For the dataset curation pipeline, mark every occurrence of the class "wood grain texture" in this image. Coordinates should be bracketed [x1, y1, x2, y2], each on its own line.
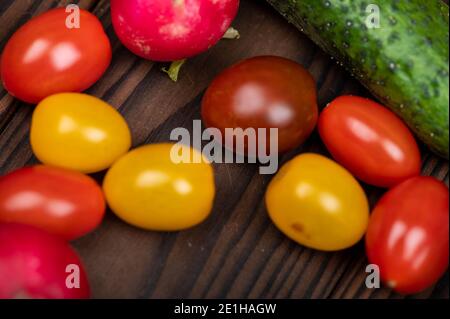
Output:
[0, 0, 448, 299]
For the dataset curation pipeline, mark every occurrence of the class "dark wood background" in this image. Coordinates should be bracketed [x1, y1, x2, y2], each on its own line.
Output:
[0, 0, 448, 299]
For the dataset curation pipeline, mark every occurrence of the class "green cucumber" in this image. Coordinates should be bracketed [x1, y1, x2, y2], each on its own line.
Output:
[267, 0, 449, 158]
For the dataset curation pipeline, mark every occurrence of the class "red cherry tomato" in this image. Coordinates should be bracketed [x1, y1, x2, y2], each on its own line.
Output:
[0, 223, 90, 299]
[201, 56, 318, 153]
[366, 176, 449, 294]
[0, 165, 105, 240]
[1, 8, 111, 104]
[318, 96, 421, 188]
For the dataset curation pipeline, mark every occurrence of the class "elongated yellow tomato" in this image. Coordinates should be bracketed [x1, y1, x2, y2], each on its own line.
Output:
[103, 143, 215, 231]
[265, 153, 369, 251]
[30, 93, 131, 173]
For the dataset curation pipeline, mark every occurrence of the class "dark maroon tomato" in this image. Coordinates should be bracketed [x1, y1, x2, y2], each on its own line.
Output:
[201, 56, 318, 154]
[0, 165, 105, 240]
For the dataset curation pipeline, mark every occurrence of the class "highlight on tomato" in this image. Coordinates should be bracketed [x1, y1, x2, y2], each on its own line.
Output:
[366, 176, 449, 294]
[1, 8, 111, 104]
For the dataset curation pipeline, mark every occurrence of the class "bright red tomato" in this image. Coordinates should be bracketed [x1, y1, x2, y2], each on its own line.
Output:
[366, 176, 449, 294]
[0, 223, 90, 299]
[1, 8, 111, 104]
[0, 165, 105, 240]
[201, 56, 318, 154]
[318, 96, 421, 188]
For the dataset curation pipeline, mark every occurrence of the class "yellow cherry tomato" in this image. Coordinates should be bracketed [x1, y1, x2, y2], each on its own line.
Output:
[30, 93, 131, 173]
[265, 153, 369, 251]
[103, 143, 215, 231]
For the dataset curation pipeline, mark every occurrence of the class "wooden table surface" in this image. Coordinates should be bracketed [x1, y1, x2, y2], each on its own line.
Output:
[0, 0, 448, 299]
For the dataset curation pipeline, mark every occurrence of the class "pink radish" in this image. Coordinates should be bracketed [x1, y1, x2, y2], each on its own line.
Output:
[110, 0, 240, 61]
[0, 223, 90, 299]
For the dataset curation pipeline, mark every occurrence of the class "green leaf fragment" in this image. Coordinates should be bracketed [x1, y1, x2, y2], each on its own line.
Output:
[222, 27, 240, 39]
[162, 59, 186, 82]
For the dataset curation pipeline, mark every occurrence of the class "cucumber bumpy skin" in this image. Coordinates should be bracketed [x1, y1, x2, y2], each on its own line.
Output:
[267, 0, 449, 158]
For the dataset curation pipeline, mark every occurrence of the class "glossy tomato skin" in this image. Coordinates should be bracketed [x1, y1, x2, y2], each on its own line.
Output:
[0, 223, 90, 298]
[265, 153, 369, 251]
[318, 96, 421, 188]
[366, 177, 449, 294]
[202, 56, 318, 154]
[110, 0, 239, 61]
[0, 165, 105, 240]
[30, 93, 132, 173]
[1, 8, 111, 104]
[103, 143, 215, 231]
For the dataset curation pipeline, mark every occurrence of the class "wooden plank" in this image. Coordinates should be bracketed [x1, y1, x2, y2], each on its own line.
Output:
[0, 0, 448, 299]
